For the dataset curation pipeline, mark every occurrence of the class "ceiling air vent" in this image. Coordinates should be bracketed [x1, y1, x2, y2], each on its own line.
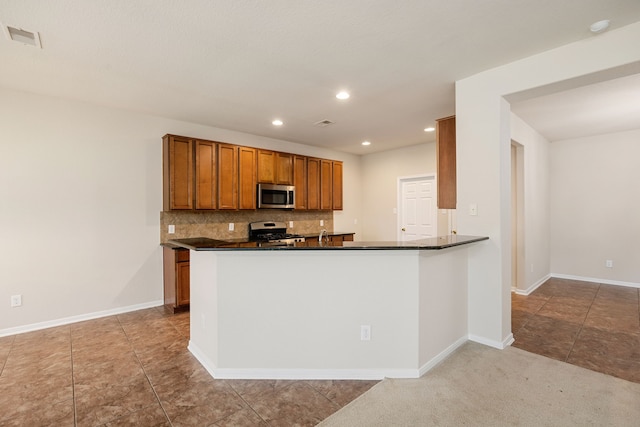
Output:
[314, 119, 334, 127]
[3, 24, 42, 48]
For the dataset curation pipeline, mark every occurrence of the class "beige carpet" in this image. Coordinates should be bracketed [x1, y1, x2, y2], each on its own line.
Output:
[319, 342, 640, 426]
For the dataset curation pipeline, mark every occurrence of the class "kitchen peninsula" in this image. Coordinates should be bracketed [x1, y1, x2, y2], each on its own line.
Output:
[170, 235, 488, 380]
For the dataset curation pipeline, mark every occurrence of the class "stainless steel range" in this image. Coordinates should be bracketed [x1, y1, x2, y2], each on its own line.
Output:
[248, 221, 306, 245]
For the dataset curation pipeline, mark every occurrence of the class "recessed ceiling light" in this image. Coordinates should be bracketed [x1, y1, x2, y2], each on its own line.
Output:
[272, 119, 283, 126]
[590, 20, 610, 34]
[424, 127, 435, 132]
[361, 141, 371, 146]
[336, 91, 350, 100]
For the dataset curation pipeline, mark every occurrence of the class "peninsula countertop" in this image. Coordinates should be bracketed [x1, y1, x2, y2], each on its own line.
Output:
[167, 234, 488, 251]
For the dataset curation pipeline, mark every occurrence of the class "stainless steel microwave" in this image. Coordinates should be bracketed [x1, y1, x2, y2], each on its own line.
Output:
[257, 183, 295, 209]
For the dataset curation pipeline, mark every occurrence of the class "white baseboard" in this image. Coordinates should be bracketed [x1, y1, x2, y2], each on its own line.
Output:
[417, 336, 468, 377]
[189, 337, 469, 380]
[513, 274, 551, 295]
[0, 300, 164, 338]
[551, 273, 640, 289]
[469, 333, 513, 350]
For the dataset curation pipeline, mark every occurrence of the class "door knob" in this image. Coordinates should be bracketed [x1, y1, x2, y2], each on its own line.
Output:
[401, 227, 406, 231]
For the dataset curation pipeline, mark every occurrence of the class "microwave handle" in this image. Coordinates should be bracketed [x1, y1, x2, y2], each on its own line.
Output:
[289, 190, 294, 205]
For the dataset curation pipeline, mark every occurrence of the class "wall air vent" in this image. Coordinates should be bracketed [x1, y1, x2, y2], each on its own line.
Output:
[314, 119, 334, 127]
[3, 24, 42, 48]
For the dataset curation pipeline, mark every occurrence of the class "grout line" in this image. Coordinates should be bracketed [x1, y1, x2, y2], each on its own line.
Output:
[116, 313, 175, 427]
[0, 335, 16, 377]
[563, 283, 599, 363]
[69, 326, 77, 427]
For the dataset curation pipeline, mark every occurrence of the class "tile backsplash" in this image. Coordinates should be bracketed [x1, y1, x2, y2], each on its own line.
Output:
[160, 210, 333, 243]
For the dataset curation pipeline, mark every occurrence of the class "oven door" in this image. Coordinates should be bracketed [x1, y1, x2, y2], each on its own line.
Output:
[257, 184, 295, 209]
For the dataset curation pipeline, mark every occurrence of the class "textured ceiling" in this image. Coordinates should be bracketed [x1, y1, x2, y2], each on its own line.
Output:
[1, 1, 639, 153]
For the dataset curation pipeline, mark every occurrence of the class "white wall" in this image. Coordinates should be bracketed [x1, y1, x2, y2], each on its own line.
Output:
[550, 128, 640, 286]
[457, 21, 640, 347]
[0, 87, 361, 335]
[360, 143, 437, 240]
[510, 114, 551, 293]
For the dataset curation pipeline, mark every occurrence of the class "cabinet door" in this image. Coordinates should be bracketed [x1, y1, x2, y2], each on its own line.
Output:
[320, 159, 333, 210]
[275, 152, 294, 185]
[176, 261, 190, 307]
[332, 161, 343, 210]
[195, 140, 217, 209]
[239, 146, 257, 209]
[257, 149, 276, 183]
[293, 155, 307, 209]
[163, 135, 193, 210]
[436, 116, 456, 209]
[218, 143, 238, 209]
[307, 158, 321, 210]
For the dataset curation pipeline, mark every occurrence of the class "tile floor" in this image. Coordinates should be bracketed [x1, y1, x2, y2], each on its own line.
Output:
[3, 278, 638, 426]
[512, 277, 640, 383]
[0, 307, 377, 426]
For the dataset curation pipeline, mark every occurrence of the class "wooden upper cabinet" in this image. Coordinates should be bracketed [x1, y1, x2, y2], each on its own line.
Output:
[257, 149, 275, 184]
[332, 161, 343, 210]
[238, 146, 257, 209]
[163, 134, 343, 211]
[163, 135, 193, 210]
[320, 159, 333, 210]
[436, 116, 456, 209]
[293, 155, 307, 210]
[195, 140, 217, 210]
[217, 143, 238, 209]
[275, 152, 293, 185]
[257, 149, 293, 185]
[307, 157, 321, 210]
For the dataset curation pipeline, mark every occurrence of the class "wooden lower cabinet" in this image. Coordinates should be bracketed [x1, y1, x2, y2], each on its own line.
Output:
[163, 247, 190, 313]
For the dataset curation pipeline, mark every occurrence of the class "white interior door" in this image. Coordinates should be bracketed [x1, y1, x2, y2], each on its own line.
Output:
[399, 175, 437, 241]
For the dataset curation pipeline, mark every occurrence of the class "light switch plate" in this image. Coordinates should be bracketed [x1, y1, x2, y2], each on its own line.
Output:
[168, 225, 175, 234]
[229, 223, 234, 231]
[469, 204, 478, 216]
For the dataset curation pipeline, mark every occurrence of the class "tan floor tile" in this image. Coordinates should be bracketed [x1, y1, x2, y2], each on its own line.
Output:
[0, 399, 74, 427]
[241, 381, 340, 427]
[103, 403, 171, 427]
[306, 379, 379, 407]
[74, 376, 159, 426]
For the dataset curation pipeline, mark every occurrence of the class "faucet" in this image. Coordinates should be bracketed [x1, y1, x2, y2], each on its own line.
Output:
[318, 229, 328, 243]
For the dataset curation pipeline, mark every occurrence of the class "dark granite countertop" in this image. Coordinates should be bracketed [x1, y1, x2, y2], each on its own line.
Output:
[166, 235, 488, 251]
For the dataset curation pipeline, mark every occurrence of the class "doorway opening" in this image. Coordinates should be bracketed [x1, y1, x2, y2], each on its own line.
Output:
[511, 141, 525, 292]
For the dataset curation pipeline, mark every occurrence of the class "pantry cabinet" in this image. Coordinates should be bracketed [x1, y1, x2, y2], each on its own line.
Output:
[436, 115, 456, 209]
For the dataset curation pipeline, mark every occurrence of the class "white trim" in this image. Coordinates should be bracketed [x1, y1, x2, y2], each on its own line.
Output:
[189, 337, 468, 380]
[469, 333, 514, 349]
[417, 336, 468, 377]
[551, 273, 640, 289]
[0, 300, 164, 337]
[513, 274, 551, 295]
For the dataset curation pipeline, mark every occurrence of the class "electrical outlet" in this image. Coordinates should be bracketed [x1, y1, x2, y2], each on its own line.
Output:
[229, 223, 234, 231]
[360, 325, 371, 341]
[320, 220, 324, 226]
[11, 295, 22, 307]
[606, 260, 613, 268]
[168, 225, 175, 234]
[289, 221, 294, 228]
